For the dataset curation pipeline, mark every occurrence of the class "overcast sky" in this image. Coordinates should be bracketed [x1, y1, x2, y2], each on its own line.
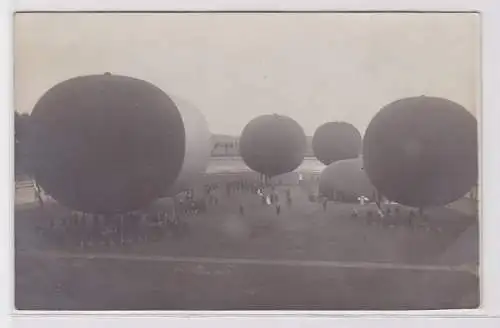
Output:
[14, 13, 480, 136]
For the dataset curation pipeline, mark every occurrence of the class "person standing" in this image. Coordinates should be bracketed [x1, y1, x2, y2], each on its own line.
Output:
[374, 190, 385, 218]
[33, 180, 44, 209]
[408, 210, 415, 228]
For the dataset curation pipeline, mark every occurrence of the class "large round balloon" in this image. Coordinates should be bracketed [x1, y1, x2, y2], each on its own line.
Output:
[363, 96, 477, 208]
[162, 96, 211, 196]
[28, 73, 186, 214]
[312, 122, 362, 165]
[318, 157, 376, 202]
[239, 114, 307, 177]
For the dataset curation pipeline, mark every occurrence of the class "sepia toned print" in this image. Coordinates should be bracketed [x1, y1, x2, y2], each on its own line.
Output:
[14, 12, 480, 310]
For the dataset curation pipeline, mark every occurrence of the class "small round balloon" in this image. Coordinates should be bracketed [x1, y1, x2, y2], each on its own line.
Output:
[362, 96, 477, 208]
[28, 73, 186, 214]
[239, 114, 307, 178]
[312, 121, 362, 165]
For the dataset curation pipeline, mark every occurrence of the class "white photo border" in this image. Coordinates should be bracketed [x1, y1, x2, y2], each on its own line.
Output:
[3, 0, 500, 327]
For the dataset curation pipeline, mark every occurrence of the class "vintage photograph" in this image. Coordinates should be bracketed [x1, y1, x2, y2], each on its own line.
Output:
[14, 12, 479, 310]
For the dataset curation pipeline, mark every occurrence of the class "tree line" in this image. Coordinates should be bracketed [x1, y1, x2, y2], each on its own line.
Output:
[14, 111, 32, 179]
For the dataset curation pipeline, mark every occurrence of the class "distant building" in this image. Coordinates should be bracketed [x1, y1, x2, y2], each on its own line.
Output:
[210, 134, 314, 157]
[210, 134, 240, 157]
[269, 172, 301, 186]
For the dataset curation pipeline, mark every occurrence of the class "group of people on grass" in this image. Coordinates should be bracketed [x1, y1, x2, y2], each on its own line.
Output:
[27, 174, 438, 249]
[30, 176, 292, 248]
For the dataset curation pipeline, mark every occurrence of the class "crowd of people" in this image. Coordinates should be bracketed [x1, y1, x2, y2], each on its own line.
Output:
[38, 208, 190, 249]
[312, 183, 447, 232]
[206, 176, 295, 217]
[30, 176, 297, 249]
[23, 173, 451, 249]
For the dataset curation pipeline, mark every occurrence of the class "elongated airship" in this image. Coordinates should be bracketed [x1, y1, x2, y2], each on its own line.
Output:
[27, 73, 186, 214]
[318, 157, 376, 202]
[363, 96, 478, 208]
[161, 96, 211, 197]
[239, 114, 307, 178]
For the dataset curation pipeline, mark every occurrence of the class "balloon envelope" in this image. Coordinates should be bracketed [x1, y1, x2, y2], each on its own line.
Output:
[28, 74, 186, 214]
[318, 157, 376, 202]
[239, 114, 307, 177]
[362, 96, 477, 207]
[162, 96, 211, 196]
[312, 122, 362, 165]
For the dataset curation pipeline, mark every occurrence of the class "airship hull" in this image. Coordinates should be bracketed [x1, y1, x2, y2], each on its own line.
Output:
[162, 96, 211, 197]
[319, 157, 376, 202]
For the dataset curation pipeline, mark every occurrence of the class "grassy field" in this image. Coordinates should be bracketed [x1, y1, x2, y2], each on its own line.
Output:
[15, 253, 478, 310]
[14, 170, 479, 310]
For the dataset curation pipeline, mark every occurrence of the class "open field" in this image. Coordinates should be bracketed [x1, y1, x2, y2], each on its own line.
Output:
[16, 251, 477, 311]
[14, 158, 479, 310]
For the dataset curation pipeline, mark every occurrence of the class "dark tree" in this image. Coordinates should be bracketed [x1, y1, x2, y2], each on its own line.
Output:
[14, 111, 32, 178]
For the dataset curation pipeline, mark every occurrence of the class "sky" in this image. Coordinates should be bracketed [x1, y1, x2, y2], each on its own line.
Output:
[14, 12, 480, 136]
